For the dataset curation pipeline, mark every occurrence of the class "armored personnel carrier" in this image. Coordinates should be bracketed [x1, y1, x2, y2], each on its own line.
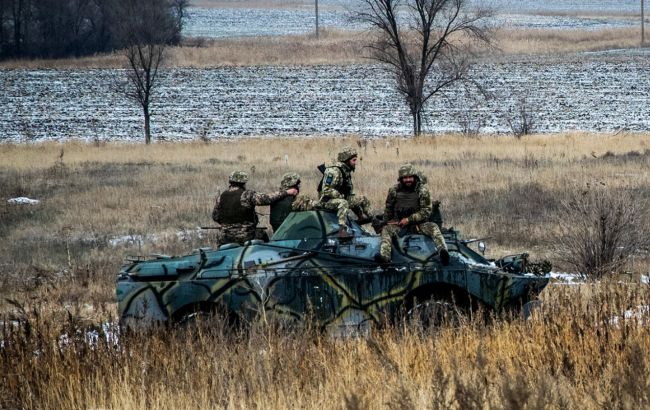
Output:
[116, 210, 550, 333]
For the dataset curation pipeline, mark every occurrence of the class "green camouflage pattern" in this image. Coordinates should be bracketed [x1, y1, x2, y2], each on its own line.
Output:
[212, 187, 288, 244]
[117, 210, 551, 334]
[319, 162, 352, 201]
[316, 161, 370, 226]
[316, 196, 371, 227]
[337, 146, 358, 163]
[380, 222, 446, 261]
[291, 194, 315, 211]
[229, 170, 249, 184]
[398, 163, 417, 179]
[280, 172, 301, 189]
[381, 177, 445, 260]
[384, 181, 432, 224]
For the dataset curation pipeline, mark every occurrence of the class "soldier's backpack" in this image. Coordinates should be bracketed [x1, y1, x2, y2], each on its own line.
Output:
[316, 163, 326, 194]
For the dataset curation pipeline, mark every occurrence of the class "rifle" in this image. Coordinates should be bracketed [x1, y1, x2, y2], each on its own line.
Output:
[378, 218, 420, 236]
[316, 163, 326, 195]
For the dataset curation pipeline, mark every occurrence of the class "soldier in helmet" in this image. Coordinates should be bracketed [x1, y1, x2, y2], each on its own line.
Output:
[212, 170, 298, 244]
[417, 170, 443, 228]
[316, 146, 371, 235]
[377, 164, 449, 265]
[270, 172, 315, 231]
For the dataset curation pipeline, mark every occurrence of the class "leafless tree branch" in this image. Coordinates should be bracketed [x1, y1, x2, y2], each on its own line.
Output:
[356, 0, 494, 136]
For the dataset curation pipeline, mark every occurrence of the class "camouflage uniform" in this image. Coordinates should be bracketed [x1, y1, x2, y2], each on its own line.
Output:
[379, 164, 448, 261]
[212, 170, 290, 244]
[292, 194, 315, 212]
[270, 172, 315, 231]
[417, 171, 443, 228]
[316, 146, 371, 228]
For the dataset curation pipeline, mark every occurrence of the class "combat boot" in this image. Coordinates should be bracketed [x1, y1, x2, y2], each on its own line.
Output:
[374, 253, 391, 265]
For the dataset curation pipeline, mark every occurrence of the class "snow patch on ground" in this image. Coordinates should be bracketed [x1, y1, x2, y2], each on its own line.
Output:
[610, 305, 650, 327]
[547, 271, 584, 284]
[182, 1, 642, 39]
[107, 228, 206, 247]
[7, 197, 40, 205]
[3, 57, 649, 143]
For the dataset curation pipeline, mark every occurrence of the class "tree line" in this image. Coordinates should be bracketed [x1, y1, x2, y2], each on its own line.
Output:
[0, 0, 187, 59]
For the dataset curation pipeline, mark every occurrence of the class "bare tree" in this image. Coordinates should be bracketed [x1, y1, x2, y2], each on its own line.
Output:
[506, 95, 536, 138]
[115, 0, 182, 144]
[356, 0, 493, 136]
[170, 0, 189, 42]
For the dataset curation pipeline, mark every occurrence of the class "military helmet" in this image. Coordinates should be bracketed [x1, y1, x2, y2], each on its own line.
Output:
[398, 163, 417, 179]
[280, 172, 301, 189]
[229, 170, 249, 184]
[337, 146, 358, 163]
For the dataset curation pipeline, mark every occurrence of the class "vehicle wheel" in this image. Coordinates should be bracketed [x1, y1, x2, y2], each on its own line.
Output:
[406, 298, 467, 329]
[175, 305, 242, 334]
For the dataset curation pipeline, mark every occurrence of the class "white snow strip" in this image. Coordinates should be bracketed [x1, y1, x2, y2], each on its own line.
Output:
[7, 197, 40, 205]
[610, 305, 650, 327]
[547, 271, 584, 284]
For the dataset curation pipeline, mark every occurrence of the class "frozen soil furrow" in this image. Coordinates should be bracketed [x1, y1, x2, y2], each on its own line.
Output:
[1, 57, 649, 143]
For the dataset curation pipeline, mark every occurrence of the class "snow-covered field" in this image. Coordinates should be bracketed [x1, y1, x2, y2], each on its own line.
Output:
[1, 0, 648, 142]
[183, 0, 643, 38]
[2, 52, 649, 142]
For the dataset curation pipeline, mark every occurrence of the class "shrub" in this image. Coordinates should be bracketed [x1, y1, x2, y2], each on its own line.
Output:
[553, 186, 649, 278]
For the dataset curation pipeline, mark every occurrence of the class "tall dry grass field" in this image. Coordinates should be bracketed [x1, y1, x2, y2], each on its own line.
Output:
[0, 26, 642, 69]
[1, 133, 650, 408]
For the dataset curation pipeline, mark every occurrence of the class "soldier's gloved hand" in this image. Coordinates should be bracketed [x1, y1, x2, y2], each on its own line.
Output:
[286, 188, 298, 196]
[398, 217, 409, 227]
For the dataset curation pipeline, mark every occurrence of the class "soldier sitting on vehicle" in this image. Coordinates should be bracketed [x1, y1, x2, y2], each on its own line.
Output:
[315, 146, 372, 236]
[377, 164, 449, 265]
[212, 170, 298, 245]
[417, 171, 443, 228]
[270, 172, 315, 232]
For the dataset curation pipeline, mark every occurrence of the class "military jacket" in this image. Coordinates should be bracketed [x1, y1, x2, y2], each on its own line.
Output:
[319, 162, 354, 201]
[212, 186, 288, 227]
[216, 188, 256, 224]
[384, 181, 432, 224]
[270, 195, 295, 231]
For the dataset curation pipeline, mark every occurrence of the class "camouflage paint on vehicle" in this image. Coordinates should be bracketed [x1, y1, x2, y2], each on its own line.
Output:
[117, 211, 550, 333]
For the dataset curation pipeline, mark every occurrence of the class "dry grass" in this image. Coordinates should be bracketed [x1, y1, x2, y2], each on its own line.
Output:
[2, 133, 650, 259]
[2, 133, 650, 408]
[1, 26, 645, 69]
[1, 132, 649, 302]
[1, 283, 649, 409]
[497, 27, 645, 55]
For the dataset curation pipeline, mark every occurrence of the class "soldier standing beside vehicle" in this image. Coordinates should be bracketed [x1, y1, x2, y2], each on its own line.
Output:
[270, 172, 315, 231]
[378, 164, 449, 265]
[212, 170, 297, 244]
[316, 146, 371, 235]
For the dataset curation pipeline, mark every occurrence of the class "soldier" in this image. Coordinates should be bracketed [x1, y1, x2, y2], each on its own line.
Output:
[270, 172, 315, 231]
[212, 170, 298, 245]
[377, 164, 449, 265]
[417, 171, 443, 228]
[316, 146, 371, 235]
